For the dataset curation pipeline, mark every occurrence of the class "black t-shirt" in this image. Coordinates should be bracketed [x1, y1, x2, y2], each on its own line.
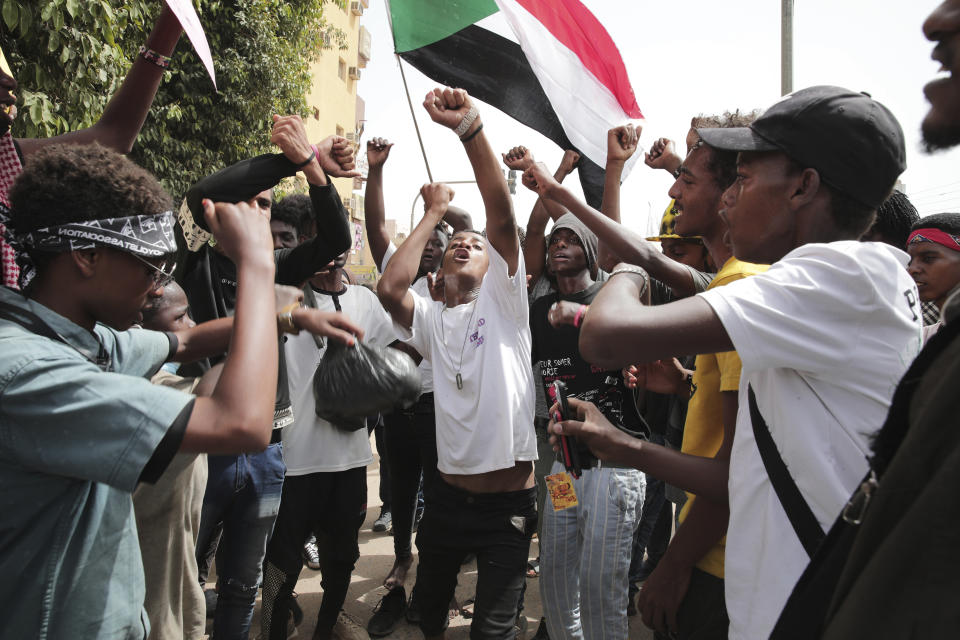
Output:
[529, 282, 644, 434]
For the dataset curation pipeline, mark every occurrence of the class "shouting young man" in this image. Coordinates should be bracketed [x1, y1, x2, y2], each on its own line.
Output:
[378, 88, 537, 640]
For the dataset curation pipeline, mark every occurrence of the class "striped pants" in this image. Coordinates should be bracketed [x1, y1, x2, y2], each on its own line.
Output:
[540, 461, 645, 640]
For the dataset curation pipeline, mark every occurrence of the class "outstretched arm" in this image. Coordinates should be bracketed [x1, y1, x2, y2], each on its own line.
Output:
[423, 88, 519, 274]
[17, 4, 183, 157]
[378, 183, 454, 328]
[522, 162, 702, 297]
[599, 124, 639, 271]
[364, 137, 394, 269]
[505, 146, 578, 284]
[579, 266, 731, 368]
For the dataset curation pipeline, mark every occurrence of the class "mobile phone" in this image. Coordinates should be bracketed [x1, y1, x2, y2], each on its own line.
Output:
[552, 380, 582, 479]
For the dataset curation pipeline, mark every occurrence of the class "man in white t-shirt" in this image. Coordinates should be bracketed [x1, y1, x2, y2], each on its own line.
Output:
[378, 87, 537, 640]
[362, 136, 475, 637]
[529, 86, 922, 640]
[258, 251, 397, 640]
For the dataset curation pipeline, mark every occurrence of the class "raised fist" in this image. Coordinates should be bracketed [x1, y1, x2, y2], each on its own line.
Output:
[558, 149, 581, 177]
[423, 87, 477, 134]
[366, 137, 393, 169]
[644, 137, 682, 173]
[420, 182, 455, 212]
[502, 145, 535, 171]
[607, 124, 640, 164]
[317, 135, 361, 178]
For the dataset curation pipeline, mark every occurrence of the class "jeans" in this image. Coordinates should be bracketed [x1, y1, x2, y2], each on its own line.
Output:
[195, 443, 285, 639]
[533, 419, 556, 539]
[373, 420, 391, 511]
[541, 461, 645, 640]
[416, 477, 537, 639]
[630, 434, 669, 598]
[260, 466, 367, 639]
[384, 393, 438, 559]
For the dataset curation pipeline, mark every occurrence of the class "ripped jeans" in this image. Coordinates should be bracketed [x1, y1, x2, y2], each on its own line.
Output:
[195, 443, 285, 639]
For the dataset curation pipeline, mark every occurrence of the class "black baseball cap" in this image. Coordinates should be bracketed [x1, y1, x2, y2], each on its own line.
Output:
[696, 85, 906, 209]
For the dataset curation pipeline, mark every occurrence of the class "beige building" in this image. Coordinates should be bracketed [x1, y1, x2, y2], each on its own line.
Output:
[302, 0, 378, 285]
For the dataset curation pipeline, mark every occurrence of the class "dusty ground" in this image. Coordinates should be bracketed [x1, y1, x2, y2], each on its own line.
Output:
[211, 442, 654, 639]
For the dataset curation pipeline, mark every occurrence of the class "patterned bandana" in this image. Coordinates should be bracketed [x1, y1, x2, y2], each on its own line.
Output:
[177, 198, 212, 252]
[0, 210, 177, 289]
[907, 228, 960, 252]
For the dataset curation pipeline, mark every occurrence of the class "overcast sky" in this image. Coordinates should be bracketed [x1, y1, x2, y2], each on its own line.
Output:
[356, 0, 957, 235]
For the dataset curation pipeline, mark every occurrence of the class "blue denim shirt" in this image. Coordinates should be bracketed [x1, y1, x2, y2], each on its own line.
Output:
[0, 288, 194, 639]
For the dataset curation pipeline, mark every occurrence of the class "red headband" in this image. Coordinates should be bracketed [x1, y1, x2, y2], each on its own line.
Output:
[907, 228, 960, 252]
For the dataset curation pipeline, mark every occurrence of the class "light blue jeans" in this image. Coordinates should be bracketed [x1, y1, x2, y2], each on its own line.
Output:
[540, 461, 645, 640]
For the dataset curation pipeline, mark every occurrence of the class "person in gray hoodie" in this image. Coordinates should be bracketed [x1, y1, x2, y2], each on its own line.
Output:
[529, 213, 647, 640]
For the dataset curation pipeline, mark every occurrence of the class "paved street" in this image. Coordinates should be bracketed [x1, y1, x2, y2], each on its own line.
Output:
[235, 441, 654, 639]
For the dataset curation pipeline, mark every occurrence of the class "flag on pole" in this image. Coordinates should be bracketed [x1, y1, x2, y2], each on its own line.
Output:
[388, 0, 641, 208]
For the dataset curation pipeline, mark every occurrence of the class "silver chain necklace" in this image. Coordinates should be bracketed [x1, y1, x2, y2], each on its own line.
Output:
[439, 299, 478, 390]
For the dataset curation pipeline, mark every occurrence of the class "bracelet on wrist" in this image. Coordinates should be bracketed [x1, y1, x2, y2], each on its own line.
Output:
[460, 122, 483, 144]
[608, 266, 647, 278]
[454, 105, 480, 137]
[573, 304, 589, 328]
[296, 148, 316, 169]
[277, 311, 300, 335]
[138, 45, 172, 69]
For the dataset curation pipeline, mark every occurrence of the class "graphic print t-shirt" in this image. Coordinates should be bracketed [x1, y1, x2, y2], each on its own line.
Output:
[529, 282, 644, 435]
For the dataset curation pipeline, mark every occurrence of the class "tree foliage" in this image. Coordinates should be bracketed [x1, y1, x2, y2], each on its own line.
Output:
[1, 0, 346, 200]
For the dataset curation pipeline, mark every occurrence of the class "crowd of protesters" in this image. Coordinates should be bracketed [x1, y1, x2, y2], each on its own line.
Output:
[3, 2, 960, 640]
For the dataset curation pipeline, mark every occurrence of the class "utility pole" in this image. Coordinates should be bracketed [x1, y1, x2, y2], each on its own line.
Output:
[781, 0, 794, 95]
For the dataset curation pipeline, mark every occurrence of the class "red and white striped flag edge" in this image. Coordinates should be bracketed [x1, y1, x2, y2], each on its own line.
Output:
[493, 0, 643, 169]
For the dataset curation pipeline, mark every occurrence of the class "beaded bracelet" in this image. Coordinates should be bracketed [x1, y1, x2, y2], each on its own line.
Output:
[454, 105, 480, 137]
[138, 45, 172, 69]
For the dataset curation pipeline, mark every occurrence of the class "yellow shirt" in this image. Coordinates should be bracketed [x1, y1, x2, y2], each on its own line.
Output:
[677, 257, 768, 578]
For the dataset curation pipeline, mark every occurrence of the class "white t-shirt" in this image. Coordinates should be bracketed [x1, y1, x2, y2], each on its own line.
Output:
[699, 241, 923, 640]
[381, 242, 434, 395]
[393, 242, 537, 475]
[282, 285, 399, 475]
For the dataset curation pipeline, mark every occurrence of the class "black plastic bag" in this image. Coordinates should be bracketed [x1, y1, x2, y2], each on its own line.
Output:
[312, 339, 421, 431]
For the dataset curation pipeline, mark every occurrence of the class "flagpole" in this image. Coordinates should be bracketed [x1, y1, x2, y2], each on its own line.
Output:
[397, 58, 434, 184]
[384, 0, 434, 184]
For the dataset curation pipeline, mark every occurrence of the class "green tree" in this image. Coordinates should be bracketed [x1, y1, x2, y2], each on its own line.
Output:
[1, 0, 346, 200]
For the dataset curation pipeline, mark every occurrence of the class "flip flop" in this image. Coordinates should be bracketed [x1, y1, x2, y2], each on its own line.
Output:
[526, 559, 540, 578]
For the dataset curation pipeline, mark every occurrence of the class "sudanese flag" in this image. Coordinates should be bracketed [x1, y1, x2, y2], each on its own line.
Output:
[388, 0, 642, 208]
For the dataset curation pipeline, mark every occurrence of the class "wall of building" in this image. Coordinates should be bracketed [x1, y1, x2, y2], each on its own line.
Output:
[302, 0, 378, 285]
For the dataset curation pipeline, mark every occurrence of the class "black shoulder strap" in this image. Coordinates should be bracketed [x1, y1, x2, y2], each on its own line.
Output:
[301, 284, 325, 350]
[748, 384, 825, 557]
[0, 299, 63, 342]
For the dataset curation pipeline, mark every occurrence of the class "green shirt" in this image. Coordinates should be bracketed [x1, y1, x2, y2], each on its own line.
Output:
[0, 287, 193, 639]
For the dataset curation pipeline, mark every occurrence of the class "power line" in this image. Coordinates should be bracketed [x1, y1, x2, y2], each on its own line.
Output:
[908, 179, 960, 196]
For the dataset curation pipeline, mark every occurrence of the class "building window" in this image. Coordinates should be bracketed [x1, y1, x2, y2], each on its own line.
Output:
[338, 58, 346, 81]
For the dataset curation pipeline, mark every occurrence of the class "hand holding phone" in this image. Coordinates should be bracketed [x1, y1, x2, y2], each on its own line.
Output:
[552, 380, 582, 479]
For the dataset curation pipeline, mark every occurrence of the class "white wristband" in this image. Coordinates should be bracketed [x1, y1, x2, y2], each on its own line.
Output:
[454, 105, 480, 137]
